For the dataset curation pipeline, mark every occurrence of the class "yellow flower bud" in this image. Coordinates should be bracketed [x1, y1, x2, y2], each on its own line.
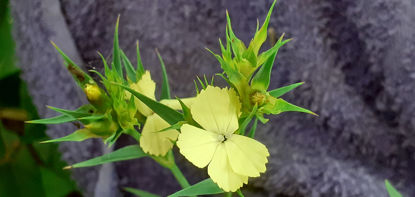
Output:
[84, 84, 102, 102]
[250, 91, 266, 106]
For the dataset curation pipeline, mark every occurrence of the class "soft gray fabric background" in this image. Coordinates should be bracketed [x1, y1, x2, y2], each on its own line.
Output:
[10, 0, 415, 196]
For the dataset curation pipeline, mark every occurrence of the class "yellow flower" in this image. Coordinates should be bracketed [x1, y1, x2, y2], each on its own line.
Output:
[127, 70, 179, 156]
[176, 86, 269, 192]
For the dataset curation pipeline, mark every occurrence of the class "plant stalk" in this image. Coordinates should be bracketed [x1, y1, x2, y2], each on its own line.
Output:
[169, 163, 190, 189]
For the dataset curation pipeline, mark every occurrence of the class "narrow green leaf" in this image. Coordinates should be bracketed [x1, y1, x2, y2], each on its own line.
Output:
[239, 104, 258, 136]
[251, 34, 286, 91]
[177, 98, 192, 121]
[268, 82, 304, 98]
[196, 76, 206, 89]
[97, 52, 111, 77]
[67, 145, 146, 169]
[248, 117, 258, 138]
[168, 178, 223, 197]
[193, 80, 199, 94]
[41, 129, 93, 143]
[47, 105, 94, 119]
[267, 98, 317, 115]
[26, 114, 75, 124]
[78, 114, 105, 121]
[124, 187, 160, 197]
[114, 83, 184, 125]
[157, 121, 184, 133]
[112, 16, 123, 77]
[385, 180, 403, 197]
[136, 41, 145, 79]
[237, 189, 245, 197]
[156, 49, 171, 100]
[121, 50, 137, 82]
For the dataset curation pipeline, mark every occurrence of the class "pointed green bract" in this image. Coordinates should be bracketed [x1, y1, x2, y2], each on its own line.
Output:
[269, 82, 304, 98]
[156, 49, 171, 100]
[41, 129, 94, 143]
[112, 16, 123, 77]
[251, 34, 287, 92]
[47, 105, 94, 119]
[121, 50, 137, 82]
[168, 178, 223, 197]
[248, 0, 277, 56]
[385, 180, 403, 197]
[115, 83, 184, 125]
[51, 41, 94, 88]
[124, 187, 160, 197]
[67, 145, 146, 168]
[264, 98, 316, 115]
[136, 41, 145, 79]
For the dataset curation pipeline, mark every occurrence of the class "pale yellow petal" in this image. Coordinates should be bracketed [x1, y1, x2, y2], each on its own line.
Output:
[190, 86, 241, 135]
[208, 143, 248, 192]
[225, 134, 269, 177]
[139, 114, 179, 156]
[160, 97, 196, 110]
[128, 70, 156, 116]
[176, 124, 219, 168]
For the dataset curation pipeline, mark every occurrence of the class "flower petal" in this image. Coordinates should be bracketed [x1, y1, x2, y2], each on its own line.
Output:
[176, 124, 219, 168]
[190, 86, 240, 135]
[208, 143, 248, 192]
[160, 97, 196, 110]
[225, 134, 269, 177]
[139, 114, 179, 156]
[128, 70, 156, 116]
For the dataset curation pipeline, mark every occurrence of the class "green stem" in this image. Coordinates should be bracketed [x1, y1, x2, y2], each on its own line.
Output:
[169, 163, 190, 189]
[224, 192, 233, 197]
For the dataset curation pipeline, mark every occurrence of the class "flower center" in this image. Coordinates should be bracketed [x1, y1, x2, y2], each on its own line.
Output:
[217, 134, 232, 143]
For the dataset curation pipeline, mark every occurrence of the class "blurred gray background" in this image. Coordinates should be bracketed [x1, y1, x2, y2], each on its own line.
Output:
[10, 0, 415, 196]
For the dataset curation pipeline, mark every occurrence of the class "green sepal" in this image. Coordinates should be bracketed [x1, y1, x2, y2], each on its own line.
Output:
[115, 83, 184, 125]
[112, 16, 123, 77]
[256, 113, 269, 124]
[168, 178, 223, 197]
[40, 129, 95, 143]
[124, 187, 160, 197]
[269, 82, 304, 98]
[239, 104, 258, 136]
[121, 50, 137, 82]
[385, 180, 402, 197]
[247, 117, 258, 138]
[51, 41, 95, 88]
[65, 145, 146, 169]
[248, 0, 277, 56]
[251, 34, 287, 92]
[263, 98, 316, 115]
[225, 11, 246, 60]
[156, 49, 171, 100]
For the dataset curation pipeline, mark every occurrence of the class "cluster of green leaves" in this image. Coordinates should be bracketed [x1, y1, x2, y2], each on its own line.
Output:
[0, 1, 80, 196]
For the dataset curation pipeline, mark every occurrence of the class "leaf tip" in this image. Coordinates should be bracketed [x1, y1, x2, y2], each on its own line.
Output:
[63, 165, 73, 170]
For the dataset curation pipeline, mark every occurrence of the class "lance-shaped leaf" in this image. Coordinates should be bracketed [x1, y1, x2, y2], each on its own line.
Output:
[269, 82, 304, 98]
[248, 0, 277, 56]
[385, 180, 402, 197]
[26, 114, 75, 125]
[251, 35, 288, 92]
[47, 105, 94, 118]
[124, 187, 160, 197]
[156, 49, 171, 100]
[112, 16, 123, 77]
[115, 83, 184, 125]
[121, 50, 137, 82]
[226, 11, 246, 60]
[51, 42, 94, 88]
[41, 129, 96, 143]
[168, 178, 223, 197]
[265, 98, 316, 115]
[65, 145, 146, 169]
[206, 48, 243, 86]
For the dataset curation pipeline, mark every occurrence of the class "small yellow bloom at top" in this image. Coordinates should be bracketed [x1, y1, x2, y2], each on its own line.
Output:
[84, 84, 102, 102]
[176, 86, 270, 192]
